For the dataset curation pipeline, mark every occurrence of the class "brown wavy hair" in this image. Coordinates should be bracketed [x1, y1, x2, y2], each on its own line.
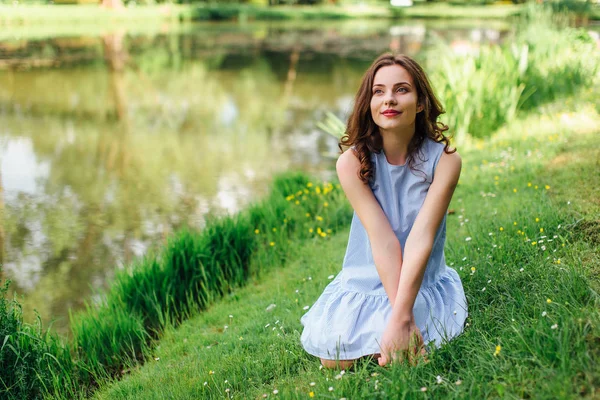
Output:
[339, 53, 454, 183]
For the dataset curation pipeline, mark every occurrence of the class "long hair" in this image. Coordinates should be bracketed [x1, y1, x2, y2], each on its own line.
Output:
[339, 53, 454, 183]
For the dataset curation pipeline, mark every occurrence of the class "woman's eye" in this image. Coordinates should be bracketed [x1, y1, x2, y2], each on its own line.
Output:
[373, 89, 383, 94]
[397, 87, 407, 93]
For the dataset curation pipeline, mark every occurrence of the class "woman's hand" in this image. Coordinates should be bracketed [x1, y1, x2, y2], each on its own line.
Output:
[378, 315, 425, 367]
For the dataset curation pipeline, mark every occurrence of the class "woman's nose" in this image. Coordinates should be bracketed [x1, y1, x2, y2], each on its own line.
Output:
[383, 91, 397, 105]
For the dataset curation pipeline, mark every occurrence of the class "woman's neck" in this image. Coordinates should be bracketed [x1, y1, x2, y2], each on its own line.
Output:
[380, 128, 414, 166]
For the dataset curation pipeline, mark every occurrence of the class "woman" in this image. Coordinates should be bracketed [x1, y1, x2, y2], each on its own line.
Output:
[300, 53, 468, 368]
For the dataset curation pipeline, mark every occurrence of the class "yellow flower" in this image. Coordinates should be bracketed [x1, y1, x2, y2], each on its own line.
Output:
[307, 182, 313, 188]
[493, 345, 501, 356]
[534, 185, 539, 190]
[309, 392, 315, 398]
[317, 228, 322, 234]
[239, 336, 244, 341]
[254, 229, 260, 234]
[209, 370, 215, 375]
[471, 267, 476, 272]
[316, 187, 321, 195]
[270, 242, 275, 247]
[499, 227, 504, 231]
[540, 228, 544, 233]
[545, 185, 550, 190]
[527, 182, 532, 187]
[494, 176, 499, 181]
[304, 189, 309, 194]
[306, 213, 311, 218]
[513, 221, 517, 226]
[320, 232, 327, 237]
[556, 259, 561, 264]
[309, 228, 314, 233]
[513, 188, 517, 193]
[286, 195, 294, 201]
[316, 216, 323, 221]
[272, 228, 277, 232]
[283, 219, 288, 223]
[327, 229, 332, 233]
[324, 202, 329, 207]
[295, 200, 300, 205]
[532, 241, 537, 246]
[546, 298, 552, 304]
[535, 217, 540, 222]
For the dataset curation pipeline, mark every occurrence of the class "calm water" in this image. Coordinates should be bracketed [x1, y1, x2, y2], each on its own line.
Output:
[0, 18, 511, 333]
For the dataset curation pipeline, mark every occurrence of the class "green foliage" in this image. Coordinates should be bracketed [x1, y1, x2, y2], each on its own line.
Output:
[0, 281, 77, 400]
[432, 45, 527, 140]
[430, 7, 598, 141]
[547, 0, 593, 14]
[70, 300, 149, 383]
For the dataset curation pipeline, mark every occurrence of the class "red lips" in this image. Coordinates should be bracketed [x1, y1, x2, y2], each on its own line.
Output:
[381, 109, 401, 117]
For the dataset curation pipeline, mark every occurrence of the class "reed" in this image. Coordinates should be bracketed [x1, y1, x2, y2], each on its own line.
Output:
[0, 281, 77, 399]
[427, 4, 599, 143]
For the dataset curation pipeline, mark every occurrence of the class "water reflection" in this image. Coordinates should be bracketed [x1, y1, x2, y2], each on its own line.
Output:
[0, 19, 511, 333]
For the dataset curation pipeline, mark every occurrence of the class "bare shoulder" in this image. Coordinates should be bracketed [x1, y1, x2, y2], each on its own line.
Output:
[436, 150, 461, 186]
[441, 149, 462, 167]
[336, 149, 361, 179]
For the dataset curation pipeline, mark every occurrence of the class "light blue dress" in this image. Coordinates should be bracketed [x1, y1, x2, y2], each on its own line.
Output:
[300, 138, 468, 360]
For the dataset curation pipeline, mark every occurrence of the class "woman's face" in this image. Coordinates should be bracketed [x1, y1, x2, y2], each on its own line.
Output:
[369, 64, 422, 135]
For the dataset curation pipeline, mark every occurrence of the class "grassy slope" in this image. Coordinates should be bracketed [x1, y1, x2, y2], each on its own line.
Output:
[93, 98, 600, 399]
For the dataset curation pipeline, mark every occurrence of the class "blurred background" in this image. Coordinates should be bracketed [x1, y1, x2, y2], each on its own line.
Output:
[0, 0, 598, 334]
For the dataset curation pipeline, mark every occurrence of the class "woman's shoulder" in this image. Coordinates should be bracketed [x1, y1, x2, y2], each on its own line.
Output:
[336, 149, 363, 185]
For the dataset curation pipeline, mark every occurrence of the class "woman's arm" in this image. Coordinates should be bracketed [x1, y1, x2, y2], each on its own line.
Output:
[336, 150, 403, 304]
[378, 150, 461, 366]
[391, 150, 461, 319]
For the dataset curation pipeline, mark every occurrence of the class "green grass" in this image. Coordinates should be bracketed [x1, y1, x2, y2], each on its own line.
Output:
[93, 97, 600, 399]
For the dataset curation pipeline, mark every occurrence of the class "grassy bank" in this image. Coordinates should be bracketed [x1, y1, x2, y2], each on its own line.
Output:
[0, 173, 354, 399]
[94, 99, 600, 399]
[1, 6, 598, 399]
[0, 3, 524, 27]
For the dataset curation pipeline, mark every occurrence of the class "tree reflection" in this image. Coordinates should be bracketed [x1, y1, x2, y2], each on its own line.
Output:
[103, 31, 129, 123]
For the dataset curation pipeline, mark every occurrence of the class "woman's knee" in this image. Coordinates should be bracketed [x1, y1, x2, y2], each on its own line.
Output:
[320, 358, 355, 370]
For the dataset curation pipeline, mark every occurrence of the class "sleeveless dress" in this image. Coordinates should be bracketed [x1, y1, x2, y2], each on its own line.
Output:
[300, 138, 468, 360]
